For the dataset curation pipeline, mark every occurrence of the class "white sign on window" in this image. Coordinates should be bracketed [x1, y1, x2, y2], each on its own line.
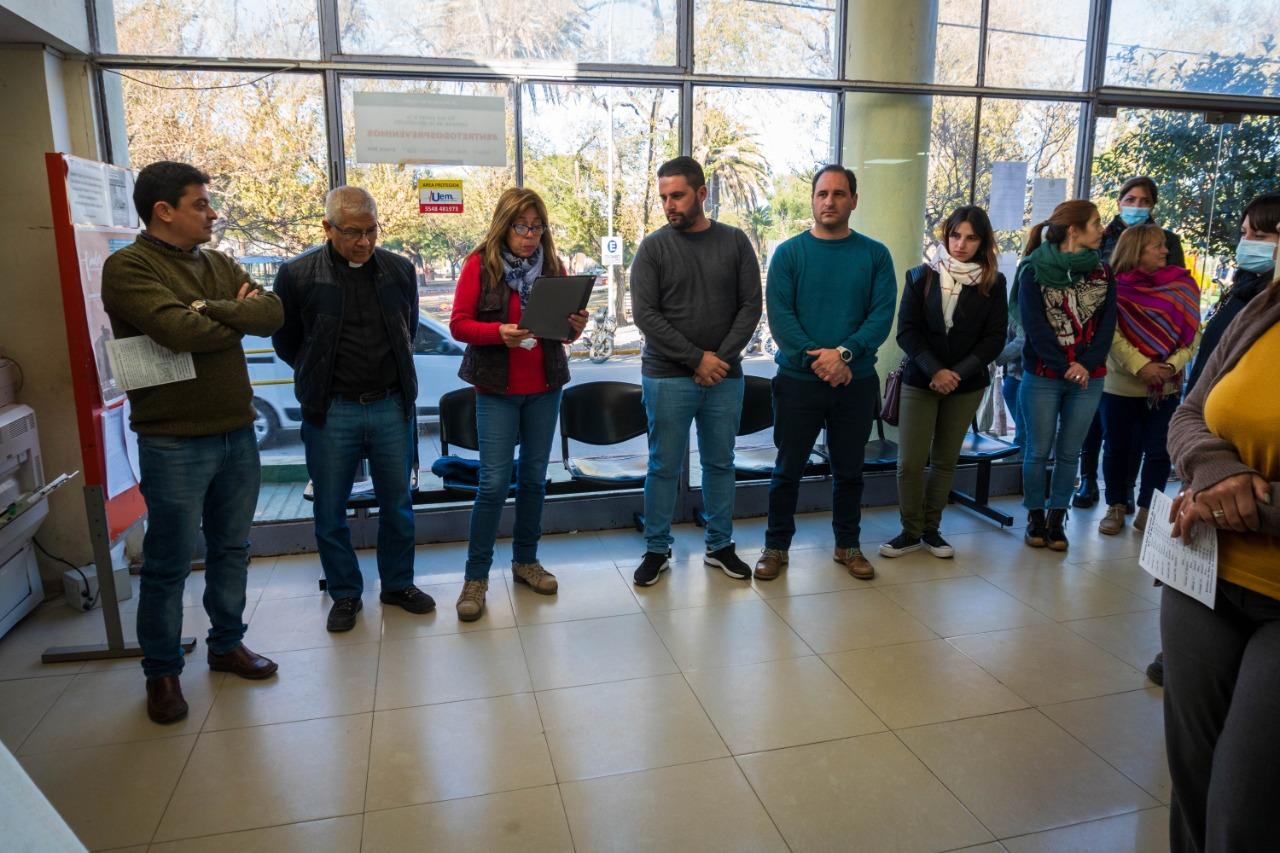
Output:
[353, 92, 507, 167]
[601, 235, 624, 265]
[989, 161, 1029, 232]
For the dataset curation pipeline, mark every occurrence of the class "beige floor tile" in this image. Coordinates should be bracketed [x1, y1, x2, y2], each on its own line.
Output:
[20, 667, 224, 754]
[506, 564, 640, 625]
[148, 815, 363, 852]
[943, 530, 1079, 574]
[1002, 807, 1169, 852]
[0, 603, 102, 681]
[19, 735, 195, 850]
[738, 732, 994, 853]
[519, 613, 677, 691]
[645, 599, 811, 671]
[537, 673, 727, 781]
[824, 640, 1028, 729]
[559, 757, 788, 852]
[748, 546, 876, 599]
[362, 786, 573, 853]
[77, 602, 261, 675]
[948, 623, 1144, 705]
[1074, 557, 1164, 605]
[380, 577, 516, 640]
[243, 592, 383, 653]
[1063, 609, 1162, 673]
[0, 675, 72, 751]
[627, 555, 762, 611]
[154, 714, 371, 842]
[863, 548, 976, 587]
[374, 627, 530, 710]
[365, 693, 555, 811]
[684, 656, 883, 754]
[767, 588, 937, 654]
[898, 709, 1157, 839]
[879, 576, 1052, 637]
[260, 553, 350, 600]
[980, 564, 1155, 622]
[946, 845, 1008, 852]
[203, 642, 378, 731]
[115, 564, 273, 612]
[1041, 688, 1170, 802]
[1062, 526, 1144, 565]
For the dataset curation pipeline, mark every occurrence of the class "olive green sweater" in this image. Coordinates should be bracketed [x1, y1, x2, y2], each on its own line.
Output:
[101, 235, 284, 436]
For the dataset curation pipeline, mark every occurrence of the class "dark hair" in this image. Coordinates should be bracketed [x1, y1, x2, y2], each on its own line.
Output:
[810, 164, 857, 196]
[1117, 176, 1159, 205]
[656, 156, 706, 190]
[1243, 192, 1280, 237]
[133, 161, 210, 226]
[940, 206, 998, 294]
[1022, 199, 1099, 256]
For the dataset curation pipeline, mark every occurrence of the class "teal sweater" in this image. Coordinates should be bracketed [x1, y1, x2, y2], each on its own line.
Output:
[766, 230, 897, 381]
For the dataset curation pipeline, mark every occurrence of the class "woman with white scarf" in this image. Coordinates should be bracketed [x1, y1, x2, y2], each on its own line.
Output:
[881, 206, 1009, 559]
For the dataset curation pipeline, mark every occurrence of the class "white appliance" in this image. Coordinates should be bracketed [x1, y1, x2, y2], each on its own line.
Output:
[0, 404, 47, 639]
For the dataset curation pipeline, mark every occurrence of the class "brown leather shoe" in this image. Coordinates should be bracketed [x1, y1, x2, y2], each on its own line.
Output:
[146, 675, 189, 724]
[753, 548, 788, 580]
[834, 546, 876, 580]
[207, 644, 278, 680]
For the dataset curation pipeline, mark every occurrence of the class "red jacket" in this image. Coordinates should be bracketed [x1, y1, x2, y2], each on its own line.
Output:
[449, 254, 548, 395]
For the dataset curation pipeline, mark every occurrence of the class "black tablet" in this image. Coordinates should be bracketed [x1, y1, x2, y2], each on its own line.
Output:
[517, 275, 595, 340]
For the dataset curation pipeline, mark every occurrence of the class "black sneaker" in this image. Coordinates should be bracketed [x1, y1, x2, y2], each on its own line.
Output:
[1046, 508, 1070, 551]
[1024, 509, 1048, 548]
[879, 532, 922, 558]
[1146, 652, 1164, 687]
[705, 543, 751, 580]
[921, 530, 955, 559]
[633, 552, 671, 587]
[326, 596, 363, 632]
[380, 585, 436, 614]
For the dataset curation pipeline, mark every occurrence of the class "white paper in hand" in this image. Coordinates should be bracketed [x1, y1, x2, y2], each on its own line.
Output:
[106, 336, 196, 391]
[1139, 488, 1218, 609]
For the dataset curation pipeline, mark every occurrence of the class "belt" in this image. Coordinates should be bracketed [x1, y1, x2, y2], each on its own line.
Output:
[335, 387, 399, 404]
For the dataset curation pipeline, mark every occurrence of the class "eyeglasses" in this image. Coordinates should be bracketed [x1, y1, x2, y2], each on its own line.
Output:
[511, 223, 546, 237]
[334, 224, 379, 240]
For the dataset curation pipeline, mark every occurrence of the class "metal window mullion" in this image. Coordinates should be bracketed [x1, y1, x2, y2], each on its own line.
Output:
[317, 0, 341, 62]
[833, 0, 849, 81]
[680, 81, 693, 156]
[323, 69, 345, 189]
[514, 80, 525, 186]
[969, 95, 983, 204]
[678, 0, 694, 73]
[832, 89, 845, 163]
[1075, 0, 1112, 198]
[975, 0, 990, 88]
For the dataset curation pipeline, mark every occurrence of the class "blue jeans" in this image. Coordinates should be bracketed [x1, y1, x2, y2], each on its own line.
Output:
[136, 427, 259, 680]
[1001, 374, 1025, 451]
[642, 375, 744, 554]
[465, 388, 562, 581]
[302, 394, 415, 600]
[1100, 391, 1177, 509]
[767, 373, 878, 550]
[1019, 373, 1105, 510]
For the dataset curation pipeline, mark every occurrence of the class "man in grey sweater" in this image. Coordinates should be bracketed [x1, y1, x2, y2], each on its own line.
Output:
[630, 156, 763, 586]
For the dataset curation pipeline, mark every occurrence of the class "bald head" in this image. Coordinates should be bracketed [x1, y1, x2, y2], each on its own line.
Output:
[325, 186, 377, 226]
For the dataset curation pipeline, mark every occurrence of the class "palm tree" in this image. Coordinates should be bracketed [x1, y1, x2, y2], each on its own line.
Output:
[693, 105, 772, 220]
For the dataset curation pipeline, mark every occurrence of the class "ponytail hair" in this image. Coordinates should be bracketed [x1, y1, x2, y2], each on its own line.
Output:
[1022, 199, 1100, 256]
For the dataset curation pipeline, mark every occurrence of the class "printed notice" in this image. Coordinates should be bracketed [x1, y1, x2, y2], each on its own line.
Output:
[1030, 177, 1068, 225]
[989, 161, 1028, 231]
[106, 336, 196, 391]
[1139, 488, 1218, 608]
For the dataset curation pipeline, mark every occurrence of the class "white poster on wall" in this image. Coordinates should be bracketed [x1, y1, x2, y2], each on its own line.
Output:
[1030, 177, 1068, 226]
[989, 161, 1029, 232]
[353, 92, 507, 167]
[66, 156, 112, 226]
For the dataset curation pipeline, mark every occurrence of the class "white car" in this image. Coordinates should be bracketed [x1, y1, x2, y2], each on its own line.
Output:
[243, 313, 469, 447]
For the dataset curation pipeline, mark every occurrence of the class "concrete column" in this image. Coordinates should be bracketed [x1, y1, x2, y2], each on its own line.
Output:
[842, 1, 939, 384]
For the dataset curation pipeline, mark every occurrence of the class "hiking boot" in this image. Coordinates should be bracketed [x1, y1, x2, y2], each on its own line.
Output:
[705, 543, 751, 580]
[921, 530, 955, 559]
[1047, 508, 1069, 551]
[456, 579, 487, 622]
[879, 532, 922, 558]
[1134, 507, 1149, 532]
[633, 551, 671, 587]
[512, 561, 558, 595]
[1072, 478, 1099, 508]
[834, 546, 875, 580]
[326, 596, 363, 632]
[1098, 504, 1126, 535]
[380, 585, 436, 614]
[754, 548, 788, 581]
[1025, 509, 1048, 548]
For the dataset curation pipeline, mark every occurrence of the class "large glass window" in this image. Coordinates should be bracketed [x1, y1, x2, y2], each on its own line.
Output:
[983, 0, 1091, 90]
[340, 0, 677, 65]
[99, 0, 320, 59]
[1105, 2, 1280, 98]
[695, 0, 837, 78]
[845, 0, 981, 86]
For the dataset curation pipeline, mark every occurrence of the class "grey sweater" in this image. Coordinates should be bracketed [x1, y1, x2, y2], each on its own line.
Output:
[630, 222, 763, 378]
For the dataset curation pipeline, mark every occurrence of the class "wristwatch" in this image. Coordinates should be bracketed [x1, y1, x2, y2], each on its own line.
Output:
[190, 299, 208, 315]
[836, 346, 852, 363]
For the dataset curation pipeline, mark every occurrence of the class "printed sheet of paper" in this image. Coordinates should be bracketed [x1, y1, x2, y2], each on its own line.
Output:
[1139, 488, 1218, 608]
[106, 336, 196, 391]
[101, 403, 137, 499]
[989, 161, 1028, 231]
[1030, 178, 1068, 226]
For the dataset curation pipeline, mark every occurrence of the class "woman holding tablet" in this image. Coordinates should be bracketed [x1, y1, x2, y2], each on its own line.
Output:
[450, 188, 588, 621]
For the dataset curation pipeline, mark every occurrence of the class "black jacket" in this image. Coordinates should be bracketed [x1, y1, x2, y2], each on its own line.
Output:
[1186, 266, 1273, 394]
[1099, 216, 1184, 268]
[896, 264, 1009, 393]
[272, 244, 419, 426]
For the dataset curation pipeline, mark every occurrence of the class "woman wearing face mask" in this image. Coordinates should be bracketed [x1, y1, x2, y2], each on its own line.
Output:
[1186, 192, 1280, 394]
[1015, 200, 1117, 551]
[449, 188, 588, 622]
[1076, 176, 1186, 509]
[882, 206, 1008, 559]
[1096, 224, 1200, 537]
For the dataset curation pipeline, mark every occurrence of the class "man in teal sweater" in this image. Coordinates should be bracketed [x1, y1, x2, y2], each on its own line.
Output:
[755, 165, 896, 582]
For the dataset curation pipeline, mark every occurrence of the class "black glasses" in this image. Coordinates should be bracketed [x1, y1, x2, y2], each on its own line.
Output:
[511, 223, 546, 237]
[334, 224, 379, 240]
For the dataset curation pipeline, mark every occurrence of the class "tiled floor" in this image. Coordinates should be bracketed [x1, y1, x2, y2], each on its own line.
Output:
[1, 500, 1171, 852]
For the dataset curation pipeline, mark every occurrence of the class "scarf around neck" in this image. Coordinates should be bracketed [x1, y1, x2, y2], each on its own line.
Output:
[1115, 265, 1200, 360]
[1014, 241, 1108, 349]
[500, 245, 544, 307]
[929, 254, 984, 330]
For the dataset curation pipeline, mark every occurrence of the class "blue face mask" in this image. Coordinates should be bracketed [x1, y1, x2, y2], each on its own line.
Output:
[1236, 238, 1278, 273]
[1119, 206, 1150, 226]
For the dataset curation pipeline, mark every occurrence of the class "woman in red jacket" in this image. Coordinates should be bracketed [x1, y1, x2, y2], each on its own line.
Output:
[449, 188, 587, 622]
